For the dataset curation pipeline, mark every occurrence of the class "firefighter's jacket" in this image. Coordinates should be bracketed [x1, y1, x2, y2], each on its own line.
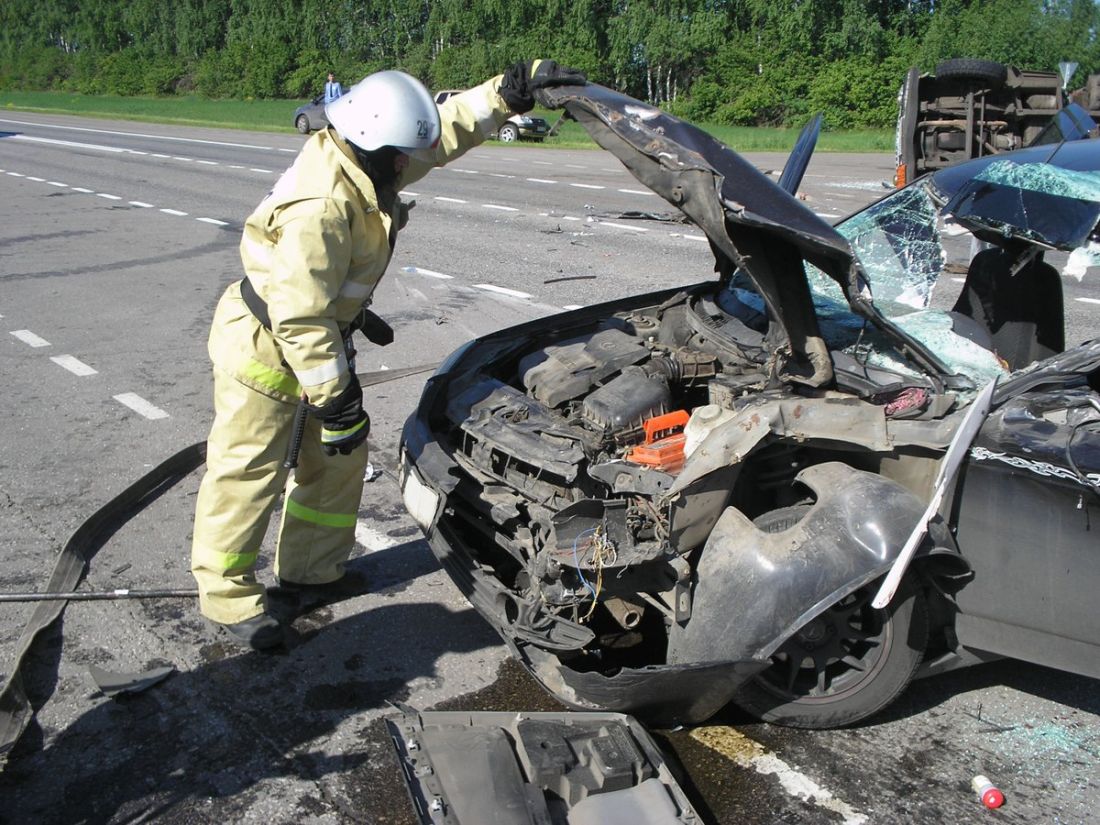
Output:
[210, 75, 513, 407]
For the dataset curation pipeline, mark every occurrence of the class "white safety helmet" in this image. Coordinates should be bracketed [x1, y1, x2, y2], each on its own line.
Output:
[325, 70, 441, 157]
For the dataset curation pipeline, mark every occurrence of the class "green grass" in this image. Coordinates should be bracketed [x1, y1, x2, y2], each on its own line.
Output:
[0, 89, 893, 152]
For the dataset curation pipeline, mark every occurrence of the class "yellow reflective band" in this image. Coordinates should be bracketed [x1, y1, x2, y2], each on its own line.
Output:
[321, 417, 367, 442]
[285, 498, 357, 528]
[196, 547, 258, 572]
[242, 359, 301, 397]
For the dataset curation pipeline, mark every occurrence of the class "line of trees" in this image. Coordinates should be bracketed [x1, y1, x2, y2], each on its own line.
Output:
[1, 0, 1098, 129]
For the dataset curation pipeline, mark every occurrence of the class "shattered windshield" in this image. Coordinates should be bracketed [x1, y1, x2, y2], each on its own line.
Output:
[799, 182, 1006, 387]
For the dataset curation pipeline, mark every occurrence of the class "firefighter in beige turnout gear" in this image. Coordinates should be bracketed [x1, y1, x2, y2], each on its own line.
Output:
[191, 62, 585, 648]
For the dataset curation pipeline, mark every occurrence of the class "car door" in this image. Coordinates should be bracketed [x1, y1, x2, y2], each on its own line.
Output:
[951, 371, 1100, 678]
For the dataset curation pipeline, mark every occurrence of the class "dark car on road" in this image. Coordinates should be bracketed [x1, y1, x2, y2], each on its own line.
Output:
[293, 94, 329, 134]
[400, 81, 1100, 729]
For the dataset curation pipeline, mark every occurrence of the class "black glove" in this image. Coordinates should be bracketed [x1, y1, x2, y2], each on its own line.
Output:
[309, 380, 370, 456]
[499, 59, 587, 113]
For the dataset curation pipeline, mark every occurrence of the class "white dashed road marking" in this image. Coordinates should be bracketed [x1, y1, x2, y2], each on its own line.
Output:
[6, 171, 25, 177]
[483, 204, 519, 212]
[399, 190, 419, 197]
[129, 201, 154, 208]
[692, 727, 867, 825]
[152, 154, 171, 158]
[1078, 297, 1100, 305]
[71, 187, 93, 193]
[96, 193, 122, 200]
[400, 266, 453, 280]
[50, 355, 98, 377]
[562, 304, 584, 310]
[527, 178, 556, 184]
[46, 181, 67, 187]
[570, 183, 605, 190]
[599, 221, 648, 233]
[160, 208, 188, 216]
[196, 160, 218, 165]
[474, 284, 532, 299]
[26, 176, 45, 182]
[174, 157, 193, 162]
[618, 188, 654, 196]
[435, 196, 467, 204]
[355, 522, 400, 554]
[113, 393, 169, 420]
[250, 168, 273, 174]
[197, 217, 229, 226]
[10, 330, 51, 348]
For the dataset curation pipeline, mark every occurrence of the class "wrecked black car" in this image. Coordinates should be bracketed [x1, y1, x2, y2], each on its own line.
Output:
[400, 82, 1100, 729]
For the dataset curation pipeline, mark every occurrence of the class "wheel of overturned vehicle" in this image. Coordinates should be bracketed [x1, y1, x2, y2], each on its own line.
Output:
[296, 114, 310, 134]
[735, 505, 928, 729]
[498, 123, 519, 142]
[935, 58, 1007, 89]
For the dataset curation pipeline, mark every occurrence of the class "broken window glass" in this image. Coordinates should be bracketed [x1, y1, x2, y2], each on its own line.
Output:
[808, 185, 946, 316]
[946, 160, 1100, 250]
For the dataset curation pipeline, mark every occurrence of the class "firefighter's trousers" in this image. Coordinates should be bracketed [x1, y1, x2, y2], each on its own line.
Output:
[191, 369, 368, 624]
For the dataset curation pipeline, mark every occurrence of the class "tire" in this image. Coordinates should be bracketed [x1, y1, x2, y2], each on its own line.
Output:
[498, 123, 519, 143]
[296, 114, 310, 134]
[734, 504, 928, 729]
[936, 58, 1007, 90]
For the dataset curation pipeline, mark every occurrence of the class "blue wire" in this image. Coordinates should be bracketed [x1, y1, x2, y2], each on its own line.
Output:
[572, 528, 599, 600]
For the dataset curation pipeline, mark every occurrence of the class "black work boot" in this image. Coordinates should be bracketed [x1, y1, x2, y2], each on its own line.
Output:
[219, 613, 283, 650]
[273, 571, 368, 612]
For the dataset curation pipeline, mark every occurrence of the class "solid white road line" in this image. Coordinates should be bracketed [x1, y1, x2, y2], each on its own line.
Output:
[474, 284, 532, 299]
[400, 266, 453, 280]
[50, 355, 98, 376]
[0, 117, 295, 152]
[435, 196, 467, 204]
[197, 217, 229, 226]
[483, 204, 519, 211]
[160, 208, 188, 216]
[10, 330, 51, 348]
[113, 393, 169, 420]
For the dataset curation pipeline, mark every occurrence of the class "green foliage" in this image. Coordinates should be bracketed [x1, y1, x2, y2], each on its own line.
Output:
[0, 0, 1098, 129]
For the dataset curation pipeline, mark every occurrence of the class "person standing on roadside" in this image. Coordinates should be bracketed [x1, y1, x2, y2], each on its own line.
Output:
[190, 61, 586, 649]
[324, 72, 343, 103]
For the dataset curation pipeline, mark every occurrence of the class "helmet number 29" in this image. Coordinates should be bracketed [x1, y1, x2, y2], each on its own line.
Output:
[416, 120, 431, 140]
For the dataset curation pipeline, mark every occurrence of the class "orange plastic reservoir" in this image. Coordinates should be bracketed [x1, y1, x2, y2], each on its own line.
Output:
[626, 410, 689, 473]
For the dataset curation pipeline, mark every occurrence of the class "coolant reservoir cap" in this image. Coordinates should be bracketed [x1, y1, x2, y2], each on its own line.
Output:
[694, 404, 722, 423]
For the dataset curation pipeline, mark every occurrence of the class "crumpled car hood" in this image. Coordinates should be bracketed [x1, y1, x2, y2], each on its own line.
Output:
[537, 83, 953, 388]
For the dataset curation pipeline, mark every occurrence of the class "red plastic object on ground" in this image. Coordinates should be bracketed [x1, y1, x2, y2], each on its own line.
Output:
[972, 775, 1005, 809]
[626, 410, 690, 473]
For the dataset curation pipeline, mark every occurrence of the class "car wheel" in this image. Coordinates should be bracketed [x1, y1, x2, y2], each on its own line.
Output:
[296, 115, 310, 134]
[498, 123, 519, 142]
[935, 58, 1007, 90]
[734, 504, 928, 729]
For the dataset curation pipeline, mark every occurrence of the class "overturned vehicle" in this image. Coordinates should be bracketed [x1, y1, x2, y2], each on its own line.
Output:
[400, 82, 1100, 728]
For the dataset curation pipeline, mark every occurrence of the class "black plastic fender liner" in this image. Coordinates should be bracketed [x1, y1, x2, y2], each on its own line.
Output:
[667, 462, 930, 667]
[0, 441, 207, 760]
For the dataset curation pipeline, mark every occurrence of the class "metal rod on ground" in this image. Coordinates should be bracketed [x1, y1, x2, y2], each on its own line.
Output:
[0, 589, 199, 603]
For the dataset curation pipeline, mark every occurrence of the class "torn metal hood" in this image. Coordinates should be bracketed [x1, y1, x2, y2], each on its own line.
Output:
[387, 708, 701, 824]
[538, 83, 950, 387]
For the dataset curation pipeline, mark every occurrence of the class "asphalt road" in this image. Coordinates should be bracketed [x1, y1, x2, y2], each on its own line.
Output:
[0, 113, 1097, 824]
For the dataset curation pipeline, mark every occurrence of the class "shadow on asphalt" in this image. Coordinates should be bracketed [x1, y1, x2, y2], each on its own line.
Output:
[0, 539, 500, 824]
